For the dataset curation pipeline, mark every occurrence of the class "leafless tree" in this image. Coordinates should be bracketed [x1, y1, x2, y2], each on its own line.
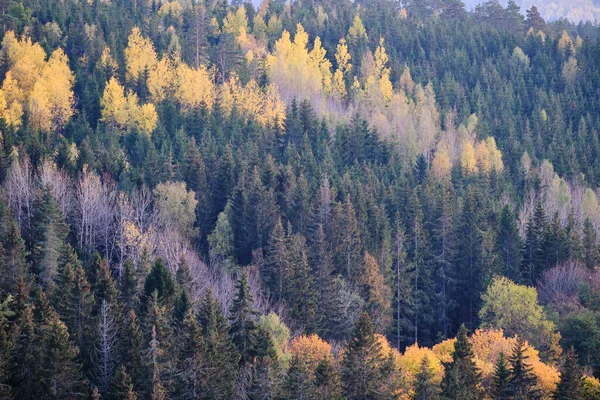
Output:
[3, 154, 35, 230]
[76, 167, 103, 249]
[93, 299, 118, 397]
[38, 160, 73, 219]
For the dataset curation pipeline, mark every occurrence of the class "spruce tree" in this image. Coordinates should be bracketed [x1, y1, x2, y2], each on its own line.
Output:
[0, 220, 27, 294]
[522, 202, 547, 285]
[497, 205, 523, 282]
[341, 312, 386, 399]
[314, 356, 341, 400]
[248, 327, 279, 400]
[7, 305, 38, 399]
[197, 290, 239, 399]
[174, 309, 204, 399]
[582, 218, 599, 270]
[553, 347, 584, 400]
[263, 218, 287, 299]
[120, 310, 145, 394]
[415, 355, 441, 400]
[284, 355, 315, 400]
[110, 365, 138, 400]
[509, 336, 542, 400]
[229, 272, 258, 365]
[493, 352, 511, 400]
[441, 325, 483, 400]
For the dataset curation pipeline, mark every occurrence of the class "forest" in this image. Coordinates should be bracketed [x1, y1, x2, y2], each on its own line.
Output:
[1, 0, 600, 398]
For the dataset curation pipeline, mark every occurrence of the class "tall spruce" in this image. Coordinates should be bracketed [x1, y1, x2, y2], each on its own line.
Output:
[553, 347, 584, 400]
[508, 336, 542, 400]
[229, 272, 258, 365]
[441, 325, 483, 400]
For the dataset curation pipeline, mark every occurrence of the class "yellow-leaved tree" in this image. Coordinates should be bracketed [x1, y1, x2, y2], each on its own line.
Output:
[101, 77, 157, 135]
[0, 31, 75, 130]
[124, 27, 158, 83]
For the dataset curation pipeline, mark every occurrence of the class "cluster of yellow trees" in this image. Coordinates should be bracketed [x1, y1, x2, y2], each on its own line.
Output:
[100, 26, 286, 134]
[286, 329, 594, 399]
[0, 31, 75, 131]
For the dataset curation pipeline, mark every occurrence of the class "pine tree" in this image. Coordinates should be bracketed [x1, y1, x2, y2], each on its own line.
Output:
[493, 352, 511, 400]
[441, 325, 483, 400]
[553, 347, 584, 400]
[229, 272, 258, 365]
[509, 336, 542, 400]
[197, 290, 239, 399]
[415, 355, 441, 400]
[341, 312, 386, 399]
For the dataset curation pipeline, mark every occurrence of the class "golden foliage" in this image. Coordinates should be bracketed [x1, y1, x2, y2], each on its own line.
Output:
[100, 77, 157, 135]
[174, 62, 215, 111]
[288, 334, 332, 372]
[0, 32, 75, 130]
[222, 6, 248, 36]
[124, 27, 158, 82]
[432, 149, 452, 181]
[399, 344, 445, 390]
[461, 141, 477, 173]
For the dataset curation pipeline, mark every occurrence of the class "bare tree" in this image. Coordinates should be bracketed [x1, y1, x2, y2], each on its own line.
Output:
[38, 160, 73, 219]
[93, 299, 118, 397]
[76, 167, 103, 249]
[3, 153, 35, 231]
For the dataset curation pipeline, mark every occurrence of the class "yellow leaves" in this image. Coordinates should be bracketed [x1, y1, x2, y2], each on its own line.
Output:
[399, 344, 445, 392]
[222, 6, 248, 36]
[173, 62, 215, 110]
[399, 66, 415, 94]
[461, 142, 477, 173]
[348, 14, 368, 44]
[374, 37, 390, 79]
[288, 334, 332, 371]
[562, 56, 579, 84]
[124, 27, 158, 82]
[220, 74, 285, 129]
[432, 148, 452, 181]
[335, 39, 352, 76]
[557, 30, 574, 55]
[100, 77, 157, 135]
[158, 1, 183, 18]
[462, 137, 503, 174]
[0, 32, 75, 130]
[486, 137, 504, 172]
[148, 55, 177, 103]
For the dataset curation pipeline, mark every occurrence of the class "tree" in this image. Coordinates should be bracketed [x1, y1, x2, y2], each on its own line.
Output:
[525, 6, 546, 33]
[479, 277, 558, 362]
[229, 272, 257, 365]
[197, 291, 239, 399]
[493, 352, 512, 400]
[174, 309, 204, 399]
[153, 181, 199, 239]
[508, 336, 542, 400]
[522, 201, 547, 285]
[360, 252, 392, 333]
[30, 188, 69, 287]
[554, 347, 584, 400]
[441, 325, 483, 400]
[120, 310, 145, 393]
[341, 312, 388, 399]
[332, 195, 362, 284]
[143, 258, 176, 308]
[208, 211, 236, 271]
[497, 205, 523, 281]
[415, 355, 441, 400]
[110, 365, 138, 400]
[582, 218, 599, 270]
[92, 299, 119, 397]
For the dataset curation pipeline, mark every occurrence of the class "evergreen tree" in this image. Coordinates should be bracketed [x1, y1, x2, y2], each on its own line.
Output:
[92, 299, 119, 397]
[120, 310, 145, 394]
[341, 312, 387, 399]
[142, 258, 176, 308]
[509, 336, 542, 400]
[493, 352, 511, 400]
[332, 195, 362, 284]
[197, 290, 239, 399]
[415, 355, 441, 400]
[441, 325, 483, 400]
[582, 218, 599, 270]
[0, 220, 27, 294]
[263, 218, 287, 300]
[497, 205, 523, 282]
[314, 356, 341, 400]
[248, 327, 279, 400]
[174, 309, 204, 399]
[7, 305, 39, 399]
[522, 202, 547, 285]
[553, 348, 584, 400]
[229, 272, 258, 365]
[30, 188, 69, 287]
[284, 355, 315, 400]
[110, 365, 138, 400]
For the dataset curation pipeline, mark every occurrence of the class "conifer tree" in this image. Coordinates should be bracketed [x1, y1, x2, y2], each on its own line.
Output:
[7, 304, 38, 399]
[341, 312, 386, 399]
[332, 195, 362, 283]
[120, 259, 138, 314]
[229, 272, 258, 365]
[441, 325, 483, 400]
[248, 327, 279, 400]
[493, 352, 512, 400]
[582, 218, 599, 270]
[508, 336, 542, 400]
[30, 188, 69, 287]
[284, 355, 315, 400]
[263, 218, 287, 299]
[110, 365, 138, 400]
[0, 220, 27, 294]
[92, 299, 119, 397]
[144, 326, 168, 400]
[314, 356, 341, 400]
[497, 205, 523, 282]
[522, 202, 547, 285]
[120, 310, 145, 393]
[197, 290, 239, 399]
[553, 347, 584, 400]
[143, 258, 176, 309]
[415, 354, 441, 400]
[174, 309, 204, 399]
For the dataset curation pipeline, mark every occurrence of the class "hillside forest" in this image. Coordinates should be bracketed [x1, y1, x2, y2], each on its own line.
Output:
[1, 0, 600, 399]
